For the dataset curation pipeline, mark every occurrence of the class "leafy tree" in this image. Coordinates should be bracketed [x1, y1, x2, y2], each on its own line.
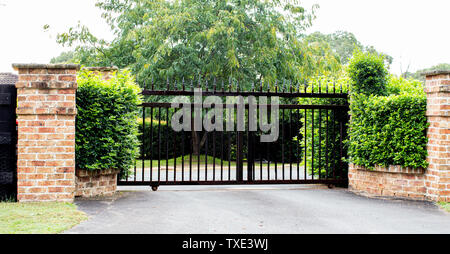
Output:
[403, 63, 450, 81]
[50, 51, 77, 64]
[301, 35, 342, 77]
[54, 0, 346, 156]
[53, 0, 347, 88]
[305, 31, 393, 67]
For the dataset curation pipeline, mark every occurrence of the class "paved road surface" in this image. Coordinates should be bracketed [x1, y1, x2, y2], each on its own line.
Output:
[67, 185, 450, 234]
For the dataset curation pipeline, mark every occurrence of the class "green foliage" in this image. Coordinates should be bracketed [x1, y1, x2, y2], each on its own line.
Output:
[55, 0, 351, 89]
[76, 69, 142, 174]
[348, 53, 428, 169]
[301, 35, 342, 77]
[403, 63, 450, 81]
[386, 75, 425, 95]
[137, 115, 184, 160]
[297, 73, 349, 178]
[56, 22, 113, 66]
[348, 50, 388, 96]
[50, 51, 77, 64]
[438, 202, 450, 213]
[348, 75, 428, 169]
[0, 202, 87, 234]
[305, 31, 393, 66]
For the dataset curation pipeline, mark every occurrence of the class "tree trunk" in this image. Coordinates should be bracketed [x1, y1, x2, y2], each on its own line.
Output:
[192, 130, 200, 156]
[192, 130, 208, 156]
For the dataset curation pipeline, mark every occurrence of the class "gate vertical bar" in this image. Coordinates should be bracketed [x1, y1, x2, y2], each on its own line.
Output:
[236, 131, 244, 182]
[142, 108, 146, 181]
[311, 108, 315, 180]
[158, 107, 161, 183]
[247, 129, 254, 182]
[318, 109, 322, 179]
[289, 109, 293, 180]
[166, 108, 169, 183]
[281, 109, 285, 180]
[150, 107, 153, 182]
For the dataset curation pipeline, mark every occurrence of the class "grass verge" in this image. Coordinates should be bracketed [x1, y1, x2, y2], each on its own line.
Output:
[438, 202, 450, 213]
[132, 155, 275, 169]
[133, 155, 239, 169]
[0, 202, 88, 234]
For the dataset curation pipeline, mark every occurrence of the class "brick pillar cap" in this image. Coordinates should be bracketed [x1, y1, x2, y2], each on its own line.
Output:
[12, 63, 81, 71]
[421, 69, 450, 77]
[82, 66, 118, 72]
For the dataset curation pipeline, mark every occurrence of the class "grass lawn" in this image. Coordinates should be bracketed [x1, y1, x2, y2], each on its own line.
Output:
[0, 202, 87, 234]
[134, 155, 240, 169]
[438, 202, 450, 213]
[132, 155, 275, 169]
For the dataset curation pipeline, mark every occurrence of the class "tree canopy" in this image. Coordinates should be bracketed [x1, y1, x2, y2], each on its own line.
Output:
[304, 31, 393, 67]
[54, 0, 349, 88]
[403, 63, 450, 81]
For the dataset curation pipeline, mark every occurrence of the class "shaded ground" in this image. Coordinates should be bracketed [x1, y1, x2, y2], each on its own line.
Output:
[67, 185, 450, 234]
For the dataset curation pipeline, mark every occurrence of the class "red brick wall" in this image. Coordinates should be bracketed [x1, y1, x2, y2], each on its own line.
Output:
[75, 169, 119, 198]
[349, 164, 427, 200]
[13, 64, 79, 202]
[424, 71, 450, 202]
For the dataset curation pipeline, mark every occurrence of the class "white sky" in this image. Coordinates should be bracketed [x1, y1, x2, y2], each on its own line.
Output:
[0, 0, 449, 75]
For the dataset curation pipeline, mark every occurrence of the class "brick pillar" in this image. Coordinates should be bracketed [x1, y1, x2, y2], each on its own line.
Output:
[424, 70, 450, 202]
[13, 64, 80, 202]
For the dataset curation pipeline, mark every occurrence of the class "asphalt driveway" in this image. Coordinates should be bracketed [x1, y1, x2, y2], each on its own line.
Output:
[66, 185, 450, 234]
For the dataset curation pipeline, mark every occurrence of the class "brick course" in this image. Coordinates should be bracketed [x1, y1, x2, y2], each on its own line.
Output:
[349, 164, 427, 200]
[13, 64, 80, 202]
[75, 169, 119, 198]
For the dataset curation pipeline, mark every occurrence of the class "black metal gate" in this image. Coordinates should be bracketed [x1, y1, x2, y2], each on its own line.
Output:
[118, 79, 349, 189]
[0, 75, 17, 200]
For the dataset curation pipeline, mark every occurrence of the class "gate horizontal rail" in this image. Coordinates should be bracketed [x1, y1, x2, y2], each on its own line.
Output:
[118, 179, 346, 186]
[141, 103, 349, 110]
[141, 90, 348, 98]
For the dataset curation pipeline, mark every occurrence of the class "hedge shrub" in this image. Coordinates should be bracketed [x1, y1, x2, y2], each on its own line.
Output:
[348, 72, 428, 169]
[348, 50, 388, 96]
[76, 69, 142, 174]
[137, 116, 185, 160]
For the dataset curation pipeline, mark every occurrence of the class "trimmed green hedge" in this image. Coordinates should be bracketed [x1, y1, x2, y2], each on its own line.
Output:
[76, 69, 142, 174]
[348, 67, 428, 170]
[137, 116, 185, 160]
[348, 50, 388, 96]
